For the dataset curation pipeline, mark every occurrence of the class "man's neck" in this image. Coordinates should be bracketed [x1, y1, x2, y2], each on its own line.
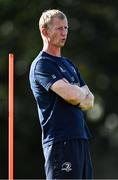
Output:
[42, 45, 61, 57]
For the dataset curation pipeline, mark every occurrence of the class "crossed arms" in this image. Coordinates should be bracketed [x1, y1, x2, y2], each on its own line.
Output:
[51, 78, 94, 111]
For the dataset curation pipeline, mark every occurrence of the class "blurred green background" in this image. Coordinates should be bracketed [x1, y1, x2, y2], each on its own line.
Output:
[1, 0, 118, 179]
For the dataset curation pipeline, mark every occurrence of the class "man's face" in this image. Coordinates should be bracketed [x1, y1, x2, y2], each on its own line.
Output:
[47, 17, 68, 47]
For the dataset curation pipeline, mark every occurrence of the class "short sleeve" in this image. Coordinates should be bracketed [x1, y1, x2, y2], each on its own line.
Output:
[34, 59, 63, 91]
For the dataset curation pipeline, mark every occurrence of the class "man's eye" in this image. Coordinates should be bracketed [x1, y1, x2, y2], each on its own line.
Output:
[58, 27, 63, 30]
[57, 27, 68, 30]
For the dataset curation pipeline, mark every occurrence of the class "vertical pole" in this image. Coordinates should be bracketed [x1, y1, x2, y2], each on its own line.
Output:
[9, 53, 14, 180]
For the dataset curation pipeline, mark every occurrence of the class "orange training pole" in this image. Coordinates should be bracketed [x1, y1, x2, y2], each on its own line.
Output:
[9, 53, 14, 180]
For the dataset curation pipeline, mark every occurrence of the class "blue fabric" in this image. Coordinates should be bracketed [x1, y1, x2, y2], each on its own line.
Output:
[43, 139, 93, 179]
[29, 51, 92, 147]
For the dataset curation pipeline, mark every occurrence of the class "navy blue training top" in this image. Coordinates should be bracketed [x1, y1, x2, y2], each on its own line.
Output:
[29, 51, 91, 147]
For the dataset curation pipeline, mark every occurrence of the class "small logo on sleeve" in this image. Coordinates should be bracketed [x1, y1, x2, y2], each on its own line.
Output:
[61, 162, 72, 172]
[51, 74, 56, 79]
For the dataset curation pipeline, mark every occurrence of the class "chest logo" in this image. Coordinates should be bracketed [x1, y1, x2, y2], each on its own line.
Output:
[59, 66, 66, 73]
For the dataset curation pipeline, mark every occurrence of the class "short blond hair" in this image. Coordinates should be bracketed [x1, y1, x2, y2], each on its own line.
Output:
[39, 9, 67, 30]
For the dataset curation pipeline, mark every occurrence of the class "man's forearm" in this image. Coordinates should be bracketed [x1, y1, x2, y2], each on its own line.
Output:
[51, 78, 86, 105]
[51, 79, 93, 106]
[64, 84, 86, 105]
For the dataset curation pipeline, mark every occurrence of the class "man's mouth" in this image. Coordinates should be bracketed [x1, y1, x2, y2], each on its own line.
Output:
[62, 38, 66, 41]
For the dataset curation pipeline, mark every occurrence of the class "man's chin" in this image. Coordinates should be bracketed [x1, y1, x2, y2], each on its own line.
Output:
[54, 42, 66, 48]
[59, 42, 66, 47]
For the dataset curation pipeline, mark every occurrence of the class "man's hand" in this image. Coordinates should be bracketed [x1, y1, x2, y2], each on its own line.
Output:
[79, 91, 94, 111]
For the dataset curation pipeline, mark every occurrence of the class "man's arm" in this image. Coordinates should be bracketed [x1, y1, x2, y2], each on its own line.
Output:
[51, 78, 94, 109]
[79, 85, 94, 110]
[50, 78, 86, 105]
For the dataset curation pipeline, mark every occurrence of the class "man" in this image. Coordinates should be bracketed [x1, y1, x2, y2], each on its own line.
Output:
[29, 9, 94, 179]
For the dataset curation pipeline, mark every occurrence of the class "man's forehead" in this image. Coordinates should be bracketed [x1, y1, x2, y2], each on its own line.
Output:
[51, 17, 68, 26]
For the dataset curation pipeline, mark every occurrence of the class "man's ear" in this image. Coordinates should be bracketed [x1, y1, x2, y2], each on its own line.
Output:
[41, 27, 48, 37]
